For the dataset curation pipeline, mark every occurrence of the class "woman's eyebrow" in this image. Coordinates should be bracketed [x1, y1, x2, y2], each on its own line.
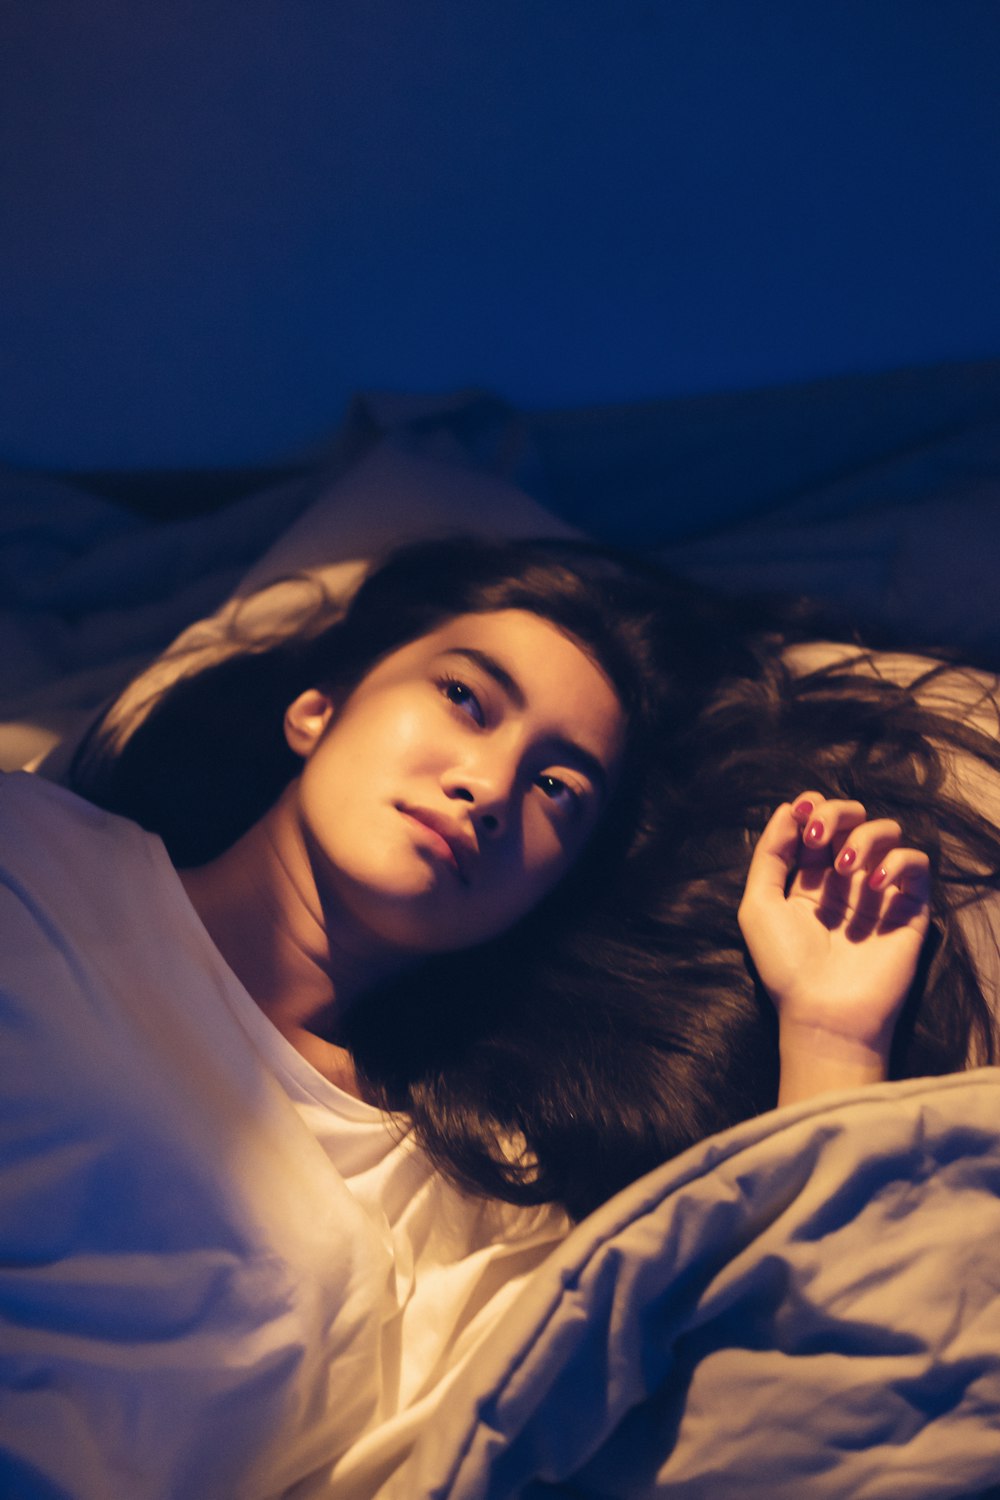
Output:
[546, 737, 610, 801]
[441, 648, 609, 800]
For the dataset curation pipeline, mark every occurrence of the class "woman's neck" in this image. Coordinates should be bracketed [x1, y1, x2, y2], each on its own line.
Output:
[176, 783, 401, 1096]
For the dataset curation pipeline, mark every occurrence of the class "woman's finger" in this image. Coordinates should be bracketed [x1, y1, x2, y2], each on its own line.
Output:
[868, 847, 932, 902]
[739, 803, 802, 914]
[832, 818, 904, 876]
[868, 848, 932, 935]
[788, 790, 828, 827]
[798, 798, 869, 853]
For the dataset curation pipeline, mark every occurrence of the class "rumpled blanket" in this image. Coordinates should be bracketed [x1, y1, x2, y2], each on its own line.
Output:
[388, 1071, 1000, 1500]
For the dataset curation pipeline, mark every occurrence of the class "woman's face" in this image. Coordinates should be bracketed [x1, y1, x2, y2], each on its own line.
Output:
[284, 609, 627, 958]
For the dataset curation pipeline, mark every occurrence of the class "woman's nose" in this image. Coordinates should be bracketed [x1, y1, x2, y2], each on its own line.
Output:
[442, 764, 514, 837]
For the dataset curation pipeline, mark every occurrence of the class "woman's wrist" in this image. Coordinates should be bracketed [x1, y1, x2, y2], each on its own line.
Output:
[777, 1022, 890, 1106]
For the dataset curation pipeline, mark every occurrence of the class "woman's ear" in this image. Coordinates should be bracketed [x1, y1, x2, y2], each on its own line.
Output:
[284, 689, 336, 759]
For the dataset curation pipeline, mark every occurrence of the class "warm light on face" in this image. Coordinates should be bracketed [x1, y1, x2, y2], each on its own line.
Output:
[284, 609, 627, 958]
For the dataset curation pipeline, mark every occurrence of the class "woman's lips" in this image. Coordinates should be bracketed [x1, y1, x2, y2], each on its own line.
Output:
[398, 807, 475, 884]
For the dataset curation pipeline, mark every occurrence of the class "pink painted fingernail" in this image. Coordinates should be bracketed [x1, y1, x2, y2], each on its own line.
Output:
[869, 865, 888, 889]
[837, 847, 857, 872]
[805, 819, 825, 844]
[792, 799, 814, 822]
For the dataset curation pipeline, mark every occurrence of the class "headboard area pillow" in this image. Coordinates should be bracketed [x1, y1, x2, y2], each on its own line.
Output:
[19, 437, 581, 781]
[13, 361, 1000, 779]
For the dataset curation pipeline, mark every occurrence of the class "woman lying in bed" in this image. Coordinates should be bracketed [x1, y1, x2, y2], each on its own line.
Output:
[0, 535, 985, 1497]
[0, 536, 722, 1498]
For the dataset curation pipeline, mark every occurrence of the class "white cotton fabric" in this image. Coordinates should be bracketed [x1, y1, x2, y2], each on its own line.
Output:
[0, 772, 566, 1499]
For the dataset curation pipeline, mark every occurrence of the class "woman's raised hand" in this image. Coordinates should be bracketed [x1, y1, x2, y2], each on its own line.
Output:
[737, 793, 931, 1106]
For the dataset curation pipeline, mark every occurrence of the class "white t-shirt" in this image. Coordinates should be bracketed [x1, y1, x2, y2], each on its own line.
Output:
[0, 773, 566, 1499]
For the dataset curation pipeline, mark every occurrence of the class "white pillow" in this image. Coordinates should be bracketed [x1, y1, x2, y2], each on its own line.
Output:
[235, 438, 582, 599]
[33, 440, 581, 777]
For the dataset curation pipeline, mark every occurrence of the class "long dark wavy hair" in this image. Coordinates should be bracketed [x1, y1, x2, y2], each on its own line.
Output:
[68, 536, 1000, 1220]
[477, 644, 1000, 1217]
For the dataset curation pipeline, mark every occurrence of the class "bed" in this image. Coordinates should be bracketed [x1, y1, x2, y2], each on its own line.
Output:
[4, 360, 1000, 1497]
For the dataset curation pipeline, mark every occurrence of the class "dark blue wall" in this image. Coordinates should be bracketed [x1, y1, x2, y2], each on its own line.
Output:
[3, 0, 999, 469]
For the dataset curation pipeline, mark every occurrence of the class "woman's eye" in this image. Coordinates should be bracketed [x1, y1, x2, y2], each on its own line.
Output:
[439, 677, 484, 726]
[535, 774, 582, 815]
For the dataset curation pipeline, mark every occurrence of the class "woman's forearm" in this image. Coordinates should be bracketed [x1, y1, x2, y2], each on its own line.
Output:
[777, 1023, 889, 1106]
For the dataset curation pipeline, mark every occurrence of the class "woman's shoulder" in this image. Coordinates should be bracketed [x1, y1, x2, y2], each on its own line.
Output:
[3, 767, 112, 815]
[2, 767, 144, 823]
[0, 770, 163, 884]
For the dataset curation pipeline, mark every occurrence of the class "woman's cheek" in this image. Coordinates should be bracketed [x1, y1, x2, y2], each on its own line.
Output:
[384, 701, 442, 764]
[523, 804, 577, 878]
